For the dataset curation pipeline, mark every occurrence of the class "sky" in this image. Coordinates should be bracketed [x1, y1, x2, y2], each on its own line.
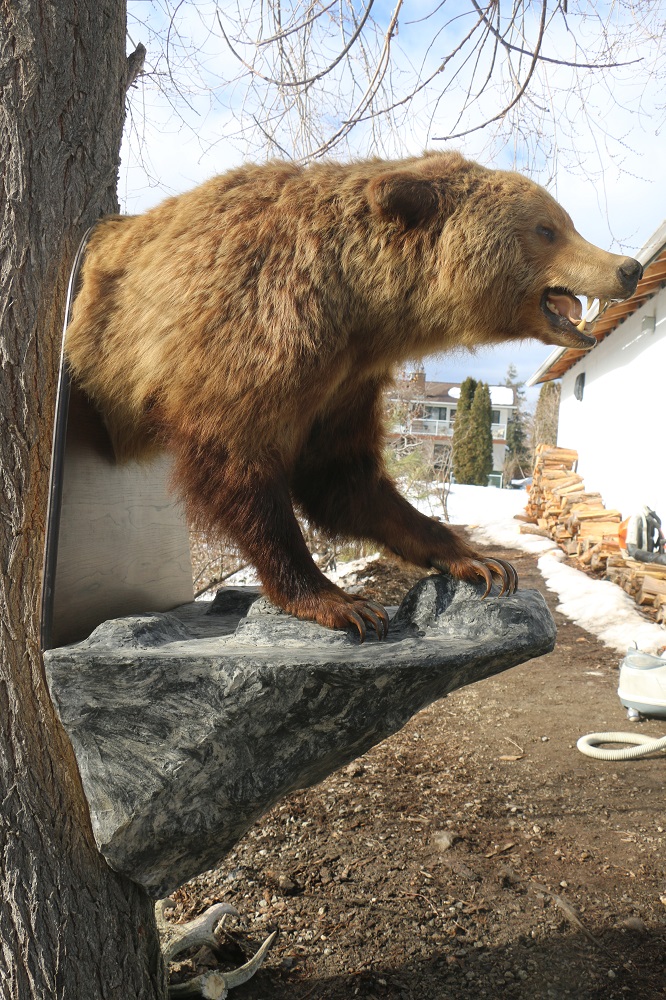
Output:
[122, 1, 666, 407]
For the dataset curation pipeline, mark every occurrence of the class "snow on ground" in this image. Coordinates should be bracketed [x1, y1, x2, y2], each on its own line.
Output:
[327, 552, 381, 591]
[447, 484, 666, 657]
[220, 481, 665, 655]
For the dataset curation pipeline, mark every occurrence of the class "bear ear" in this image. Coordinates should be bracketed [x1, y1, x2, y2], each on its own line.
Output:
[367, 172, 439, 228]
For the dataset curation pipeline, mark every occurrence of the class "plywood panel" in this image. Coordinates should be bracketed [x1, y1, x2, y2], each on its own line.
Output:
[41, 377, 193, 649]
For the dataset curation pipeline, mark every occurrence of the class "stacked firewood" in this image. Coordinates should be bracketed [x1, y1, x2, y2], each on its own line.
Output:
[520, 444, 666, 625]
[606, 555, 666, 626]
[520, 445, 622, 573]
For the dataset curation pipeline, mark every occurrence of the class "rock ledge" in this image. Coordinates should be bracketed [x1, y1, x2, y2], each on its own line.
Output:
[45, 575, 556, 896]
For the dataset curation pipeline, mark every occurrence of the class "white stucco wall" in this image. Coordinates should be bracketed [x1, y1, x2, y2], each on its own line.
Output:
[557, 293, 666, 518]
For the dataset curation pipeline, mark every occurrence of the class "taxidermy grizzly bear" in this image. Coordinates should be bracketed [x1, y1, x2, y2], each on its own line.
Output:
[65, 151, 642, 639]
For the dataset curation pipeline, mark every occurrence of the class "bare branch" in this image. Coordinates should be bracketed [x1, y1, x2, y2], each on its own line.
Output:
[256, 0, 338, 46]
[217, 0, 377, 90]
[434, 0, 548, 143]
[306, 0, 404, 158]
[469, 0, 642, 70]
[125, 0, 666, 181]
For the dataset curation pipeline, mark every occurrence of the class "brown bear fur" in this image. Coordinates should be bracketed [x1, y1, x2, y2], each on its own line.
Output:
[65, 151, 641, 636]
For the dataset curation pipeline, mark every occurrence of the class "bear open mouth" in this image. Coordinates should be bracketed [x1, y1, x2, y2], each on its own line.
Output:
[540, 287, 599, 349]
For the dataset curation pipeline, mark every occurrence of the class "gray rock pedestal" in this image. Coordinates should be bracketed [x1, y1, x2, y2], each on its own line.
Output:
[44, 575, 556, 897]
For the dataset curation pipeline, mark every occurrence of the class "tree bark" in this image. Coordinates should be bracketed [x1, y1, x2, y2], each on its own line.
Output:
[0, 3, 166, 997]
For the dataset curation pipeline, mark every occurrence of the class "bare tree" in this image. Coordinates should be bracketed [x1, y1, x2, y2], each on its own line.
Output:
[1, 4, 166, 996]
[128, 0, 666, 171]
[0, 2, 661, 995]
[531, 379, 562, 454]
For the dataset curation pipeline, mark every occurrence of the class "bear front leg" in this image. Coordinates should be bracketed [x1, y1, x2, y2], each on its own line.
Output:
[173, 446, 389, 640]
[293, 380, 517, 598]
[372, 480, 519, 596]
[292, 449, 517, 597]
[292, 392, 518, 597]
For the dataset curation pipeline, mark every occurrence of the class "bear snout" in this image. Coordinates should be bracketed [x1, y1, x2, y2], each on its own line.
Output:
[617, 258, 643, 296]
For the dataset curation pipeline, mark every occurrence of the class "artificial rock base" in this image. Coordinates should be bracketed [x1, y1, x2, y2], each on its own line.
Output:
[44, 575, 556, 897]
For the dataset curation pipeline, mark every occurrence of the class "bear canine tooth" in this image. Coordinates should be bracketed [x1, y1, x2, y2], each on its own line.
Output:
[576, 318, 587, 333]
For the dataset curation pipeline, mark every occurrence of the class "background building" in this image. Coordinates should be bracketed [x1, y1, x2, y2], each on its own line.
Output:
[388, 373, 517, 486]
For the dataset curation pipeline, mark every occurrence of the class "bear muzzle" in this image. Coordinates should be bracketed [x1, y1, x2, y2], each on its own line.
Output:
[540, 254, 643, 350]
[541, 287, 597, 349]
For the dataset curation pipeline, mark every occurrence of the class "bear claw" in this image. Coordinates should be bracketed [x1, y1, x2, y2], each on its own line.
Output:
[343, 607, 368, 642]
[432, 556, 518, 598]
[301, 593, 390, 641]
[346, 599, 390, 641]
[482, 557, 519, 596]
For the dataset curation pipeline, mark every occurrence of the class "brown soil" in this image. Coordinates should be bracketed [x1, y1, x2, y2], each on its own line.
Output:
[169, 533, 666, 999]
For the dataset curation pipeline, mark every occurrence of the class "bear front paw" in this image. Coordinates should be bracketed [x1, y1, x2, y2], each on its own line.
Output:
[431, 555, 518, 598]
[286, 591, 390, 641]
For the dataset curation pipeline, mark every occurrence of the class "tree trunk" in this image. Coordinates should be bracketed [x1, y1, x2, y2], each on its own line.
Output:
[0, 3, 166, 997]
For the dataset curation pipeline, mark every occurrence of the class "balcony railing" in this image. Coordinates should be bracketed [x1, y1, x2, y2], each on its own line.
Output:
[393, 419, 507, 439]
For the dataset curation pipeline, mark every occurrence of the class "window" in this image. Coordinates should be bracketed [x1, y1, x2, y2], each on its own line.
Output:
[491, 409, 501, 424]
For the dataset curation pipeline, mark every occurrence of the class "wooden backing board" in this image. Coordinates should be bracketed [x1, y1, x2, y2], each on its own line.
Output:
[40, 248, 193, 650]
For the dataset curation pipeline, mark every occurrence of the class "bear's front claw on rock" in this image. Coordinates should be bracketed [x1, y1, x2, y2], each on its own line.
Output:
[342, 607, 368, 642]
[433, 556, 518, 598]
[501, 557, 519, 593]
[481, 557, 519, 596]
[343, 599, 390, 642]
[298, 593, 391, 641]
[466, 559, 495, 598]
[349, 597, 390, 640]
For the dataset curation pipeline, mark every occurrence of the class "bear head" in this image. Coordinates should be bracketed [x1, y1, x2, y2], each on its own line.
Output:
[366, 153, 642, 353]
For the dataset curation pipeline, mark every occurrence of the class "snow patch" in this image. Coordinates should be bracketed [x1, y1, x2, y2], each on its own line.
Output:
[327, 552, 381, 589]
[446, 483, 666, 656]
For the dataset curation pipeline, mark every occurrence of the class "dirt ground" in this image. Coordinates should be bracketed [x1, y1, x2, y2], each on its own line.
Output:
[169, 532, 666, 999]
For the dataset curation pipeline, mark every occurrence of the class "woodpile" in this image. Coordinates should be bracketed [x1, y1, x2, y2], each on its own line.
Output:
[521, 445, 621, 570]
[520, 444, 666, 625]
[606, 556, 666, 626]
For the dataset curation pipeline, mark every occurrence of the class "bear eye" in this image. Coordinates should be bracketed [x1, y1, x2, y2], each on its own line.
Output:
[536, 224, 556, 242]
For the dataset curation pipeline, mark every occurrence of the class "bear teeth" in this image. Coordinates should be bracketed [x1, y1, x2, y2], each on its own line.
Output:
[574, 297, 613, 333]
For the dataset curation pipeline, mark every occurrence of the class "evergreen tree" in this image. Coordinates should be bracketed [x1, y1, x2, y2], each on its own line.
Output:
[532, 380, 561, 454]
[467, 382, 494, 485]
[453, 379, 493, 485]
[452, 377, 477, 483]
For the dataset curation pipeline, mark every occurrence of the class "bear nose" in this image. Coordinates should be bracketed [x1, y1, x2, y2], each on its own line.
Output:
[617, 258, 643, 295]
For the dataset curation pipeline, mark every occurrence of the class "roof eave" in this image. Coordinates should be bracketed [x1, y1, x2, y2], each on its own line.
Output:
[526, 347, 567, 387]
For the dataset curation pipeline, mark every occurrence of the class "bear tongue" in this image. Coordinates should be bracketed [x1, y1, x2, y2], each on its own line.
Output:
[546, 292, 582, 324]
